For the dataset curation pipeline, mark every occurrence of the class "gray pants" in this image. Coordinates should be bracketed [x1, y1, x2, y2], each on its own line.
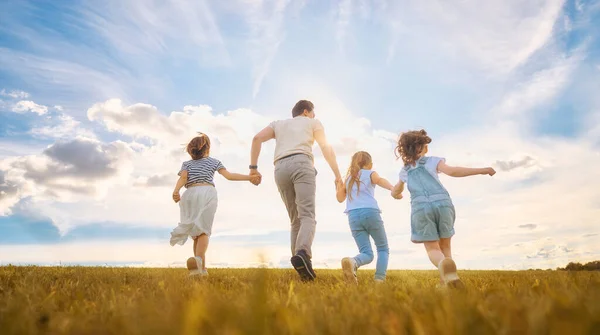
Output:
[274, 154, 317, 258]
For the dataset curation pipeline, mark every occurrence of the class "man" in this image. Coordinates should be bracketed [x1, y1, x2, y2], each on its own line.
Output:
[250, 100, 342, 281]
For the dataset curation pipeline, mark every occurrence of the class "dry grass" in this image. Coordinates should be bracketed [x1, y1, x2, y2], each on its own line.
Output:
[0, 266, 599, 334]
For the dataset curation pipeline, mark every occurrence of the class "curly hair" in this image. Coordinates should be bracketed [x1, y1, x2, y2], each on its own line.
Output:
[395, 129, 432, 166]
[186, 133, 211, 160]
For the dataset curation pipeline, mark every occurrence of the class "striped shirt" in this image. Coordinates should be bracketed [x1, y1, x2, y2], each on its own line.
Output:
[179, 157, 225, 187]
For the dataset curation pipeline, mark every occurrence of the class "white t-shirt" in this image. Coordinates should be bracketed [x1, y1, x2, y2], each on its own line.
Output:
[398, 156, 445, 185]
[269, 116, 324, 163]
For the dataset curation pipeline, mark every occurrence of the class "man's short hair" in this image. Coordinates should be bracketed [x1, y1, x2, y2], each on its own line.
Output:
[292, 100, 314, 117]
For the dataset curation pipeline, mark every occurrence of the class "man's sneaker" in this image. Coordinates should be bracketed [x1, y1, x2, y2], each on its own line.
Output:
[438, 258, 465, 289]
[374, 278, 385, 284]
[187, 256, 204, 277]
[290, 250, 316, 281]
[341, 257, 358, 284]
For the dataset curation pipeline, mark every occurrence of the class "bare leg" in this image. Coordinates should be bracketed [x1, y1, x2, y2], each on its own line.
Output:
[194, 234, 209, 270]
[424, 241, 446, 284]
[424, 241, 445, 268]
[439, 238, 452, 259]
[430, 238, 462, 287]
[193, 237, 198, 256]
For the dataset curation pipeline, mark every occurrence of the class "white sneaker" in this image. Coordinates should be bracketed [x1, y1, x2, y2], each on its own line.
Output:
[201, 269, 209, 276]
[341, 257, 358, 284]
[187, 256, 204, 277]
[374, 278, 385, 284]
[438, 258, 465, 288]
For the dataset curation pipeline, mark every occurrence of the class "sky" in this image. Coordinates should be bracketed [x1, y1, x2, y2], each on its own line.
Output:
[0, 0, 599, 270]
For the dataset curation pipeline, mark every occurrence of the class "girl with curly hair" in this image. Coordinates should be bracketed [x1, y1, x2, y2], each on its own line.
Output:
[391, 130, 496, 287]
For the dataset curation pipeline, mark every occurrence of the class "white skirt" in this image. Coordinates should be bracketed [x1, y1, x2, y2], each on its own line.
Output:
[169, 186, 218, 246]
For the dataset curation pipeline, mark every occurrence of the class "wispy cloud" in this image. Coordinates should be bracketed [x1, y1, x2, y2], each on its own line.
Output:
[495, 156, 538, 172]
[519, 224, 538, 230]
[0, 48, 133, 105]
[243, 0, 293, 98]
[335, 0, 353, 53]
[0, 89, 29, 99]
[492, 49, 582, 118]
[0, 1, 230, 108]
[81, 0, 230, 64]
[384, 0, 565, 75]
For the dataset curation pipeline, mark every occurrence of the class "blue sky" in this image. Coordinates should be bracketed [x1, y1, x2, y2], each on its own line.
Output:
[0, 0, 599, 269]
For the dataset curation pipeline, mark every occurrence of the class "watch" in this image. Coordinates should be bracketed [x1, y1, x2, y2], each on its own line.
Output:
[249, 165, 258, 170]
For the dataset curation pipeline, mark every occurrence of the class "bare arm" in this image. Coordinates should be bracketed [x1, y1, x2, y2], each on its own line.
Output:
[250, 126, 275, 166]
[437, 161, 496, 178]
[391, 180, 404, 199]
[370, 171, 393, 191]
[172, 170, 188, 203]
[335, 179, 347, 203]
[314, 129, 342, 182]
[218, 168, 252, 181]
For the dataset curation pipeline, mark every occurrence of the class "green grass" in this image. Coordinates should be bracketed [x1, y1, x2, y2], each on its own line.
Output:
[1, 266, 599, 334]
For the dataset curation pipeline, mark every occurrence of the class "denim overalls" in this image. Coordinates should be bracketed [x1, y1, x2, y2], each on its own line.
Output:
[406, 157, 456, 242]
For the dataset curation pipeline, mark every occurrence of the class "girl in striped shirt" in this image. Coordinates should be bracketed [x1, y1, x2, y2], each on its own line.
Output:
[170, 134, 260, 277]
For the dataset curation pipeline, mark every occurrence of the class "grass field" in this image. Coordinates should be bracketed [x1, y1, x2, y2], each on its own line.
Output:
[1, 266, 599, 334]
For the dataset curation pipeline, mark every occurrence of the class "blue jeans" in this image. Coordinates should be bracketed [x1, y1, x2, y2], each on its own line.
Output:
[347, 208, 389, 280]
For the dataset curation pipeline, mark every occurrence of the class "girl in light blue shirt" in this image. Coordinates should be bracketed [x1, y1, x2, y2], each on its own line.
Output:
[336, 151, 394, 283]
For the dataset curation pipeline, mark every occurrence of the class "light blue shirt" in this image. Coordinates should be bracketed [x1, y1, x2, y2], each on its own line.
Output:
[345, 169, 380, 213]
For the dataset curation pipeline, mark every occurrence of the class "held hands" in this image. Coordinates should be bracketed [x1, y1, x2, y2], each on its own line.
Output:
[172, 191, 181, 203]
[485, 167, 496, 176]
[249, 169, 262, 186]
[391, 191, 403, 200]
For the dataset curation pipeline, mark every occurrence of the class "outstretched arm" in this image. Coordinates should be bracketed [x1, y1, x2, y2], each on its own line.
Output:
[173, 170, 188, 203]
[391, 180, 404, 200]
[437, 161, 496, 178]
[371, 171, 393, 191]
[314, 129, 342, 182]
[218, 168, 254, 182]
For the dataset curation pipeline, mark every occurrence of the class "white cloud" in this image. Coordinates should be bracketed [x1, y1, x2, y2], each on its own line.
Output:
[87, 99, 274, 155]
[0, 89, 30, 99]
[87, 99, 187, 140]
[29, 114, 95, 140]
[11, 100, 48, 115]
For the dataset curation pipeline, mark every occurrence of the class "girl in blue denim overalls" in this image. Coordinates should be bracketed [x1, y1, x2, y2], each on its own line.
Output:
[336, 151, 394, 283]
[391, 130, 495, 287]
